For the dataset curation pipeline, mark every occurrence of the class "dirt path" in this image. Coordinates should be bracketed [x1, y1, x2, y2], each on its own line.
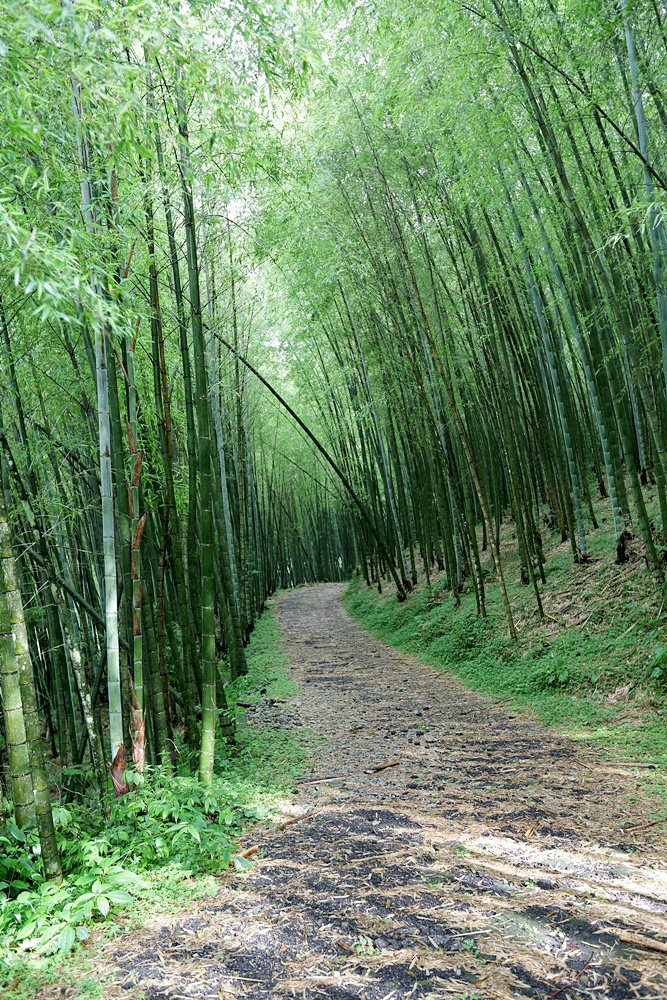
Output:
[100, 584, 667, 999]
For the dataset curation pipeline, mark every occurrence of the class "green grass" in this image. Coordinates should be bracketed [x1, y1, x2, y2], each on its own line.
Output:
[221, 606, 303, 789]
[343, 542, 667, 791]
[1, 603, 304, 997]
[229, 608, 298, 707]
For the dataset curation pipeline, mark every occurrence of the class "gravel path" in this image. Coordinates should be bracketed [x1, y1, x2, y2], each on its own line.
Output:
[95, 584, 667, 999]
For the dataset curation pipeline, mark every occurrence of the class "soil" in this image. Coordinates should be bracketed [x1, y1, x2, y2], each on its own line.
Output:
[89, 585, 667, 998]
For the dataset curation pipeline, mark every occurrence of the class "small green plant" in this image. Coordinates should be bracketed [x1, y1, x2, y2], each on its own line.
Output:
[650, 645, 667, 689]
[543, 662, 571, 688]
[352, 935, 376, 955]
[462, 937, 486, 963]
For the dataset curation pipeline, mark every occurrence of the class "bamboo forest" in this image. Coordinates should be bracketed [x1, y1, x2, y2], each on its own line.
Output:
[2, 0, 667, 996]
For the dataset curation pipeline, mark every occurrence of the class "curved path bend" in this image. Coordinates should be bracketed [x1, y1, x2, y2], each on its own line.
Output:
[99, 584, 667, 999]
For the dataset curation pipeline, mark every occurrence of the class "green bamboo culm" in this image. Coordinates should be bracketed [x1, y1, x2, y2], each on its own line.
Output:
[177, 88, 231, 784]
[0, 518, 33, 828]
[0, 494, 61, 878]
[71, 77, 124, 765]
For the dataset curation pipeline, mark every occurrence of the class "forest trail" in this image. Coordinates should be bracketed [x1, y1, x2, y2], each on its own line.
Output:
[96, 585, 667, 999]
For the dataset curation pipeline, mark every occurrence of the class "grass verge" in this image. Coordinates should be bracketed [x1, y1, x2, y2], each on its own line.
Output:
[343, 526, 667, 802]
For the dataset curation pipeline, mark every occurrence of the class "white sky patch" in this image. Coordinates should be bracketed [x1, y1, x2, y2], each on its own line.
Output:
[227, 195, 248, 222]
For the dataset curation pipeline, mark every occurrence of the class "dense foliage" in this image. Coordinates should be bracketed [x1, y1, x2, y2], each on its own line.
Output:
[1, 0, 667, 974]
[0, 607, 300, 976]
[256, 0, 667, 634]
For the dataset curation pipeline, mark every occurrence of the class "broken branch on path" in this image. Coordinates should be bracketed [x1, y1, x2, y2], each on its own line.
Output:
[277, 810, 320, 829]
[614, 929, 667, 955]
[622, 816, 667, 833]
[573, 759, 597, 771]
[296, 775, 340, 785]
[446, 928, 495, 939]
[336, 939, 355, 953]
[296, 759, 402, 783]
[238, 845, 259, 859]
[546, 954, 593, 999]
[366, 759, 401, 773]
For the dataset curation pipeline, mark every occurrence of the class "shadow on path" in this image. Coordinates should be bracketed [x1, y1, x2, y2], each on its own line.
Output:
[97, 584, 667, 998]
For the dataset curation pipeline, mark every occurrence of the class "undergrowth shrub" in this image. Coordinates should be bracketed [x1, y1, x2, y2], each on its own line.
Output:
[0, 766, 265, 975]
[1, 606, 304, 987]
[428, 612, 493, 661]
